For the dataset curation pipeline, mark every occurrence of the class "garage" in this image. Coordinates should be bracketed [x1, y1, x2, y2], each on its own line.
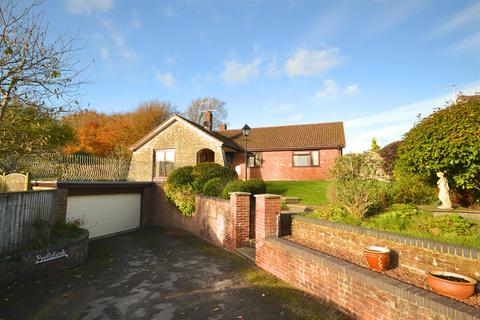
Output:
[66, 193, 141, 238]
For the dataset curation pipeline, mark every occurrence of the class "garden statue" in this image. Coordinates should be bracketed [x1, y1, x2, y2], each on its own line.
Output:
[436, 172, 452, 209]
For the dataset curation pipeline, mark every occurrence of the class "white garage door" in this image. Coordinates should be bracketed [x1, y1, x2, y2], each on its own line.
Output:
[66, 193, 141, 238]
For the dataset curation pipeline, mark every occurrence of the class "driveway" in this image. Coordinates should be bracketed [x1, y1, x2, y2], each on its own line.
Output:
[0, 228, 349, 320]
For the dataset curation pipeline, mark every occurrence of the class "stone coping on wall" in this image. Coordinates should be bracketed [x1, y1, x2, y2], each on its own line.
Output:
[267, 236, 480, 319]
[294, 215, 480, 260]
[254, 194, 282, 199]
[1, 229, 89, 285]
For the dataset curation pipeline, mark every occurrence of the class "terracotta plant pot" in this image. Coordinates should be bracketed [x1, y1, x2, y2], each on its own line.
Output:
[427, 271, 477, 299]
[364, 246, 391, 271]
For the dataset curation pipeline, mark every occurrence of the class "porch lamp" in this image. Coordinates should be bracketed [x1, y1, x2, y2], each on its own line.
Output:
[242, 124, 251, 181]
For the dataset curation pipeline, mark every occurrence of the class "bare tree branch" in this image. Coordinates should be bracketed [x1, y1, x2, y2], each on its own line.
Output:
[184, 97, 227, 130]
[0, 0, 87, 122]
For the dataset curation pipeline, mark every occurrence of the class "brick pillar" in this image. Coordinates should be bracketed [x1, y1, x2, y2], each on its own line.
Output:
[229, 192, 251, 249]
[55, 188, 68, 223]
[255, 194, 281, 248]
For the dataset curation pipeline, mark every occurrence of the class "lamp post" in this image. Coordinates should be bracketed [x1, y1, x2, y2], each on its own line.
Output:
[242, 124, 250, 181]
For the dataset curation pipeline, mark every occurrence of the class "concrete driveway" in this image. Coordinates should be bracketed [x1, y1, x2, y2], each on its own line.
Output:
[0, 228, 349, 320]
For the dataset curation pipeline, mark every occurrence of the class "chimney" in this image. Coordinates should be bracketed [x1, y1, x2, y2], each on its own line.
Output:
[203, 111, 213, 131]
[219, 123, 227, 131]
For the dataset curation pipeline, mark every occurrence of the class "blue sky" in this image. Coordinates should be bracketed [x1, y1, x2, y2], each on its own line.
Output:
[43, 0, 479, 151]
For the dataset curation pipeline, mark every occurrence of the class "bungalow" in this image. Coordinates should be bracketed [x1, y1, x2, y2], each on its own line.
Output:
[128, 111, 345, 181]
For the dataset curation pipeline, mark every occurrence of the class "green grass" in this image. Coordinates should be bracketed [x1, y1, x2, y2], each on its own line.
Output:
[265, 180, 330, 206]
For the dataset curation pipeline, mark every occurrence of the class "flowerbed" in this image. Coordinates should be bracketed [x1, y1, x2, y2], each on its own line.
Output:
[307, 204, 480, 249]
[1, 228, 89, 285]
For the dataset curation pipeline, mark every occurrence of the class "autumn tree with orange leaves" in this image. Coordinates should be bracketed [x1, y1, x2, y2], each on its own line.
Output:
[64, 100, 176, 158]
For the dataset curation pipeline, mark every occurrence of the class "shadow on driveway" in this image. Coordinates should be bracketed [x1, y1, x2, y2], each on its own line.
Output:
[0, 228, 350, 320]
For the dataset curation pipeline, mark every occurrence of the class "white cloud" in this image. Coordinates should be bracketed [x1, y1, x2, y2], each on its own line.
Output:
[97, 19, 138, 63]
[64, 0, 113, 15]
[100, 46, 109, 60]
[344, 83, 360, 95]
[221, 59, 260, 85]
[109, 32, 138, 61]
[267, 57, 281, 77]
[449, 31, 480, 52]
[314, 80, 359, 99]
[434, 1, 480, 35]
[155, 70, 174, 88]
[285, 48, 342, 77]
[315, 79, 339, 99]
[344, 83, 480, 152]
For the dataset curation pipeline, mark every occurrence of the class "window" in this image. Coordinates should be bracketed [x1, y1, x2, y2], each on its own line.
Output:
[155, 149, 175, 177]
[248, 152, 262, 167]
[293, 151, 319, 167]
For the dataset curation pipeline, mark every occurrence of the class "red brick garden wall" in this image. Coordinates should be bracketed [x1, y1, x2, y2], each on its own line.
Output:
[149, 183, 250, 251]
[291, 216, 480, 280]
[232, 149, 341, 180]
[255, 195, 480, 320]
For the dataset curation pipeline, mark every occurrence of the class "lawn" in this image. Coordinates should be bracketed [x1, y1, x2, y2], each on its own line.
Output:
[265, 180, 331, 206]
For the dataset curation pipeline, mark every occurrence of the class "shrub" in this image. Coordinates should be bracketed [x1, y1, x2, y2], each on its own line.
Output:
[165, 163, 237, 215]
[164, 183, 196, 216]
[379, 140, 401, 177]
[365, 204, 417, 232]
[191, 163, 237, 193]
[414, 214, 476, 237]
[306, 204, 362, 226]
[51, 218, 84, 241]
[391, 174, 437, 204]
[329, 152, 390, 218]
[202, 177, 228, 197]
[221, 179, 267, 199]
[166, 166, 194, 186]
[396, 97, 480, 206]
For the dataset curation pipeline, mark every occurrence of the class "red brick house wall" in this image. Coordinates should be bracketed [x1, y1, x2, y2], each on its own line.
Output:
[232, 149, 341, 180]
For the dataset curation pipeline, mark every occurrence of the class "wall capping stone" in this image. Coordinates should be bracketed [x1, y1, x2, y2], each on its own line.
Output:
[267, 236, 480, 319]
[294, 215, 480, 260]
[254, 194, 281, 199]
[228, 192, 251, 196]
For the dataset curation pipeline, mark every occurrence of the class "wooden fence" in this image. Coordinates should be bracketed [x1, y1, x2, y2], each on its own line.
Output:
[0, 190, 57, 256]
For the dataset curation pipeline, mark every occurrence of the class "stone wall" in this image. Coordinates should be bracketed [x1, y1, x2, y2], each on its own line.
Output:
[1, 229, 89, 285]
[255, 195, 480, 320]
[232, 149, 341, 180]
[129, 119, 226, 181]
[291, 216, 480, 280]
[148, 183, 250, 251]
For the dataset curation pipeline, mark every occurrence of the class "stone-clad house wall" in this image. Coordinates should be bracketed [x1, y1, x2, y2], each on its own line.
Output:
[128, 120, 225, 181]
